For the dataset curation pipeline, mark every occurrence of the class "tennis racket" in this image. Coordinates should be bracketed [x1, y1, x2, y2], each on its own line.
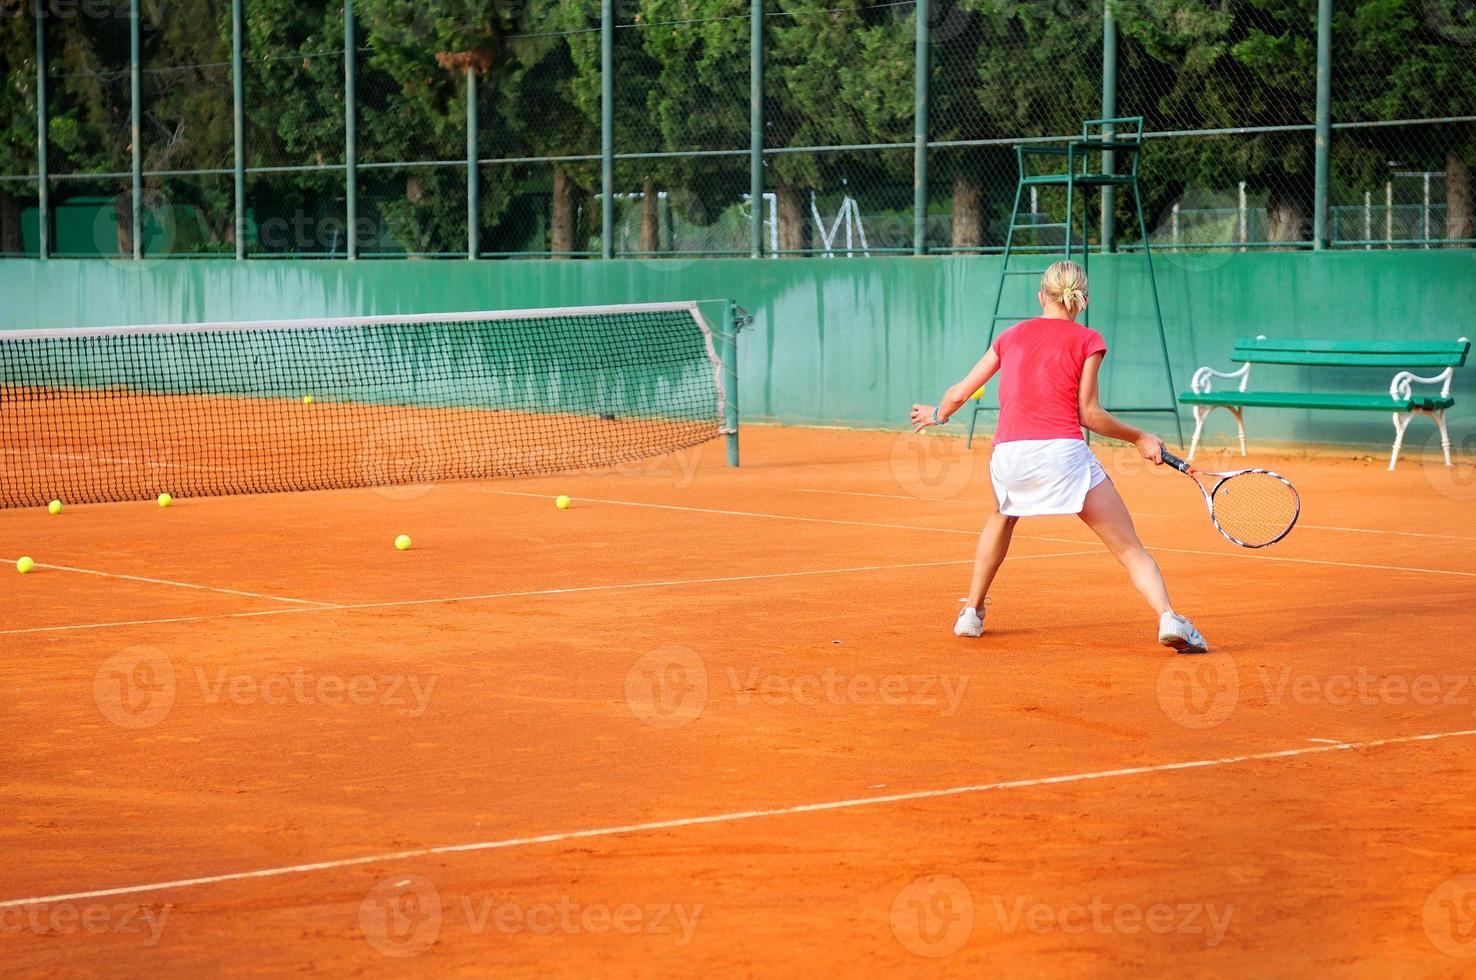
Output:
[1159, 449, 1300, 549]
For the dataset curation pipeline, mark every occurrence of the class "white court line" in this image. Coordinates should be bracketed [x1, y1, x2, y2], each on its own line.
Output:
[469, 488, 1092, 547]
[1, 558, 334, 607]
[473, 489, 1476, 580]
[3, 726, 1473, 911]
[1147, 546, 1476, 579]
[785, 487, 1476, 542]
[0, 551, 1103, 637]
[1292, 523, 1476, 543]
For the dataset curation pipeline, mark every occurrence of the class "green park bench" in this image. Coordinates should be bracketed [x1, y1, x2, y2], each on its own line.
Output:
[1179, 336, 1470, 470]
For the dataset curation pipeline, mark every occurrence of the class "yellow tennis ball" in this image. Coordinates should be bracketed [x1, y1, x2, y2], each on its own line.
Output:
[555, 495, 571, 510]
[969, 385, 986, 401]
[16, 556, 34, 574]
[394, 534, 412, 551]
[47, 500, 62, 515]
[302, 395, 314, 405]
[157, 493, 173, 508]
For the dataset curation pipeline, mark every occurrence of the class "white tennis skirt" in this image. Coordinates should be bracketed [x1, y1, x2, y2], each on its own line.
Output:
[989, 438, 1109, 517]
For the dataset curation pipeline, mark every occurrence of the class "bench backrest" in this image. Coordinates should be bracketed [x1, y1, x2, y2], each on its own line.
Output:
[1232, 337, 1470, 369]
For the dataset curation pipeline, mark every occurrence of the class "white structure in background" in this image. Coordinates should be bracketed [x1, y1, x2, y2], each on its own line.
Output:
[1237, 181, 1248, 250]
[809, 188, 870, 258]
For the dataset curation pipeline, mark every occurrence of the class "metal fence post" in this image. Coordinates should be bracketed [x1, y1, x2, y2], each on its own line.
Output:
[912, 0, 928, 256]
[1312, 0, 1331, 250]
[601, 0, 614, 259]
[35, 3, 48, 261]
[749, 0, 763, 259]
[130, 0, 142, 260]
[345, 0, 357, 260]
[1101, 0, 1117, 252]
[467, 67, 479, 260]
[232, 0, 246, 260]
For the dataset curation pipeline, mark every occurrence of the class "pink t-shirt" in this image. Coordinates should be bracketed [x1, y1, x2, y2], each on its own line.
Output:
[991, 318, 1107, 444]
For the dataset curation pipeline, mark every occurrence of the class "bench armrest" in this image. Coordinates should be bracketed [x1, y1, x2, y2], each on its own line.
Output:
[1391, 367, 1456, 401]
[1191, 362, 1251, 395]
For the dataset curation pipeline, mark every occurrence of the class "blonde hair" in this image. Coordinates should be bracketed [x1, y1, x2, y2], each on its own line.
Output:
[1040, 260, 1088, 316]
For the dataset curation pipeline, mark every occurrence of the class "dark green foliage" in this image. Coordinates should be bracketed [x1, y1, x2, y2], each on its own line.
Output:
[2, 0, 1473, 253]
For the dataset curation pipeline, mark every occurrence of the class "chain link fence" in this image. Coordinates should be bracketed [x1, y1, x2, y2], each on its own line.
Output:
[1, 0, 1472, 259]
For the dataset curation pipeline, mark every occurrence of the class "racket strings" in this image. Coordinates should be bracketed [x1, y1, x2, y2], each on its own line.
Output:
[1211, 471, 1300, 547]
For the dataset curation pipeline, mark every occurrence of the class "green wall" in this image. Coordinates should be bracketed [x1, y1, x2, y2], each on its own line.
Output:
[2, 252, 1472, 451]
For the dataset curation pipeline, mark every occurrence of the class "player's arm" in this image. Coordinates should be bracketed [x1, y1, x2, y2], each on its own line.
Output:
[1077, 352, 1164, 463]
[911, 347, 1001, 432]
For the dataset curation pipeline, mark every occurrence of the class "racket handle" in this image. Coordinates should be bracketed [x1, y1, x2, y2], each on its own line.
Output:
[1159, 449, 1193, 473]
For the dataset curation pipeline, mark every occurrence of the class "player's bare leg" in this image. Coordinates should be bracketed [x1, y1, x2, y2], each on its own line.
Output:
[1077, 479, 1206, 652]
[956, 509, 1016, 636]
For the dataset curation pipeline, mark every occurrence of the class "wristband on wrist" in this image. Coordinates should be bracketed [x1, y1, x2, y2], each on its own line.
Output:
[932, 405, 949, 426]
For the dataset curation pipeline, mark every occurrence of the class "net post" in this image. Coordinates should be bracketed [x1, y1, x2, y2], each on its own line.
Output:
[722, 300, 741, 468]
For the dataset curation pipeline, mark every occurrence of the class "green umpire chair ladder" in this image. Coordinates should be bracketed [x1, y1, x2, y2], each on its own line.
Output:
[966, 117, 1183, 448]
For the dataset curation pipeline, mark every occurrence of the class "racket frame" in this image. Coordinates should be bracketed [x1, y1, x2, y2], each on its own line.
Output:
[1160, 449, 1300, 549]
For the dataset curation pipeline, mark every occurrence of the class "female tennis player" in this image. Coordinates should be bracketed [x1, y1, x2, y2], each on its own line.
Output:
[910, 260, 1207, 652]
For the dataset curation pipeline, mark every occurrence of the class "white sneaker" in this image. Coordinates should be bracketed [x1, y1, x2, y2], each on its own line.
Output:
[954, 607, 984, 638]
[1158, 611, 1208, 654]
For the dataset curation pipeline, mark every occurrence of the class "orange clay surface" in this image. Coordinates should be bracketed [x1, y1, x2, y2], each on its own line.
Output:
[2, 425, 1475, 977]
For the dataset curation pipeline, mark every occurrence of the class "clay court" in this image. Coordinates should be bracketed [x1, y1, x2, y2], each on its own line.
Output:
[3, 426, 1475, 975]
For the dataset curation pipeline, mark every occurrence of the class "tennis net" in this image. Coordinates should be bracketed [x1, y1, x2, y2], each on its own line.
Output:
[0, 301, 735, 507]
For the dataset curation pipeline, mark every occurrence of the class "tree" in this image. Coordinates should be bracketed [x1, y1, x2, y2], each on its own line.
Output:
[608, 0, 749, 254]
[1335, 0, 1476, 244]
[482, 1, 602, 255]
[1117, 0, 1319, 244]
[953, 0, 1102, 248]
[240, 0, 344, 254]
[0, 3, 39, 253]
[139, 0, 234, 253]
[767, 0, 914, 252]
